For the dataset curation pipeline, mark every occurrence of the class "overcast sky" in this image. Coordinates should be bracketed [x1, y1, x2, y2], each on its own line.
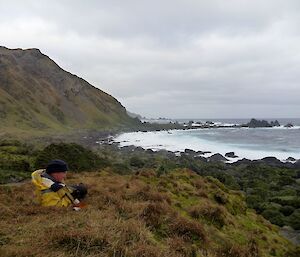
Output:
[1, 0, 300, 118]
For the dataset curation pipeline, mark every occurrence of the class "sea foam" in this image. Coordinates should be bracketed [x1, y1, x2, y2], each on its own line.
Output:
[114, 128, 300, 161]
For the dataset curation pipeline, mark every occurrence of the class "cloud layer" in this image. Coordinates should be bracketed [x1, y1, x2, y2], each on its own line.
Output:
[1, 0, 300, 118]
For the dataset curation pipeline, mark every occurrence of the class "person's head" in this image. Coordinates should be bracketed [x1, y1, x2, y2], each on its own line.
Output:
[46, 159, 68, 182]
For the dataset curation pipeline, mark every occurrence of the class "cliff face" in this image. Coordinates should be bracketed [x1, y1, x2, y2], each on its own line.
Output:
[0, 46, 138, 132]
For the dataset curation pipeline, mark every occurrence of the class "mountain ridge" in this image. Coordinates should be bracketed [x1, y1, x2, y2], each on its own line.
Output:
[0, 46, 139, 133]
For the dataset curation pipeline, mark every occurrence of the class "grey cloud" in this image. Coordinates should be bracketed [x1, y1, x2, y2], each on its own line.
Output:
[1, 0, 300, 118]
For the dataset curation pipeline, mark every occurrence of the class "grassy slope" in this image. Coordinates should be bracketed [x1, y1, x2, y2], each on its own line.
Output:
[0, 169, 296, 257]
[1, 140, 300, 234]
[0, 47, 139, 135]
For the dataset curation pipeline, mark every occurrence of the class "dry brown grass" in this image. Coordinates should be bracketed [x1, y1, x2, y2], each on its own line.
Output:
[188, 201, 227, 228]
[168, 216, 207, 243]
[141, 202, 170, 228]
[0, 171, 179, 257]
[217, 238, 260, 257]
[166, 236, 198, 257]
[191, 178, 206, 189]
[0, 170, 295, 257]
[193, 189, 208, 198]
[128, 242, 165, 257]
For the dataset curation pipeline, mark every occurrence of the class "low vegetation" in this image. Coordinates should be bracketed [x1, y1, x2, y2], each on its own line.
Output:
[0, 139, 35, 184]
[0, 140, 299, 254]
[0, 169, 297, 256]
[35, 143, 109, 172]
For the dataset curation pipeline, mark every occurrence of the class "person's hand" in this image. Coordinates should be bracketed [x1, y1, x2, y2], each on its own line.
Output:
[72, 199, 87, 211]
[72, 199, 81, 211]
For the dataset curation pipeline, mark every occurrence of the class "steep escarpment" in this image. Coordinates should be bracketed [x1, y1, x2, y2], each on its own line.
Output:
[0, 46, 139, 133]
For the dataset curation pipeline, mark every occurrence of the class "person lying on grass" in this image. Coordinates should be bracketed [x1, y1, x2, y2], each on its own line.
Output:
[32, 159, 87, 210]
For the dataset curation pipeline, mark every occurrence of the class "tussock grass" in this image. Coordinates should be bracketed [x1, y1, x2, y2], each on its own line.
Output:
[0, 169, 297, 257]
[188, 201, 227, 228]
[168, 216, 207, 243]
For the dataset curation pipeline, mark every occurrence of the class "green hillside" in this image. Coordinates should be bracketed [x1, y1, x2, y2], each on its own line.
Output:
[0, 46, 139, 134]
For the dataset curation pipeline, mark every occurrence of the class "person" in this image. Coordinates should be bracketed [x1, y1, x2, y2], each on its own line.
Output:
[31, 159, 87, 210]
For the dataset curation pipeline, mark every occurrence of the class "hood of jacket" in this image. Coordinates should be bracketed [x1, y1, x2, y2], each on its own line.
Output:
[31, 169, 60, 190]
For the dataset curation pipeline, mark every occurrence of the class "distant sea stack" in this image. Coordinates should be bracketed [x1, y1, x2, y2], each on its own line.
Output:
[243, 119, 280, 128]
[0, 46, 139, 132]
[284, 123, 294, 128]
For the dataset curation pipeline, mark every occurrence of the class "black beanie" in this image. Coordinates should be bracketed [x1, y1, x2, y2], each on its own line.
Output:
[46, 159, 68, 174]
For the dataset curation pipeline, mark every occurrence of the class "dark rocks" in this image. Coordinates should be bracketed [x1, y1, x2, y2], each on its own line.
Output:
[270, 120, 280, 127]
[197, 151, 211, 155]
[294, 160, 300, 168]
[120, 145, 137, 152]
[156, 149, 175, 158]
[258, 157, 296, 169]
[244, 119, 271, 128]
[146, 149, 155, 154]
[208, 153, 228, 162]
[285, 123, 294, 128]
[184, 148, 196, 155]
[286, 157, 296, 162]
[135, 146, 145, 152]
[232, 158, 252, 166]
[188, 121, 194, 126]
[260, 157, 284, 167]
[194, 156, 207, 162]
[183, 149, 213, 158]
[243, 119, 280, 128]
[225, 152, 238, 158]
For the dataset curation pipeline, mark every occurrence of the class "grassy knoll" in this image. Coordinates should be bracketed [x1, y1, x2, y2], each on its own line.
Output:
[0, 169, 298, 257]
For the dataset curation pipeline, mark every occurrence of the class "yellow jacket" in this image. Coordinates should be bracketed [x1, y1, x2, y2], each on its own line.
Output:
[31, 169, 74, 207]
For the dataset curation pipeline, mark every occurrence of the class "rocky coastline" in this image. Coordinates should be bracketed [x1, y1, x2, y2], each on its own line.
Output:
[100, 137, 300, 169]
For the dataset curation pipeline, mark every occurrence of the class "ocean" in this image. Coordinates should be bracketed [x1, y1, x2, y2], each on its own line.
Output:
[114, 118, 300, 161]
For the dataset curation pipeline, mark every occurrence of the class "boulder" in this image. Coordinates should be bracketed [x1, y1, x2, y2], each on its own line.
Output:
[208, 153, 228, 162]
[284, 123, 294, 128]
[184, 148, 196, 155]
[261, 157, 283, 166]
[225, 152, 238, 158]
[286, 157, 296, 162]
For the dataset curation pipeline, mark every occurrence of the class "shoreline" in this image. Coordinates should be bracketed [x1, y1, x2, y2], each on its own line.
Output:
[110, 128, 300, 164]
